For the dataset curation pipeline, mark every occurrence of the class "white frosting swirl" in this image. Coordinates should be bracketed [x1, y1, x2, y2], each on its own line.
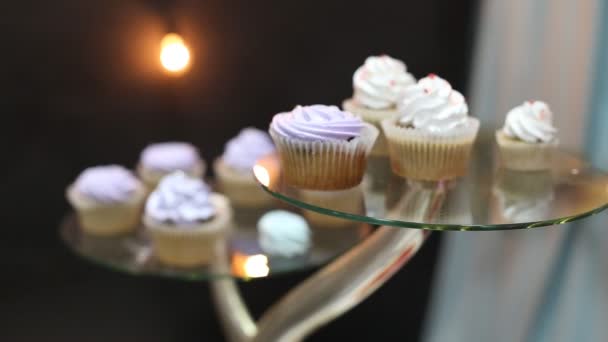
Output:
[140, 142, 201, 172]
[503, 101, 557, 143]
[145, 171, 215, 225]
[257, 210, 311, 258]
[398, 74, 470, 134]
[74, 165, 141, 204]
[353, 55, 416, 109]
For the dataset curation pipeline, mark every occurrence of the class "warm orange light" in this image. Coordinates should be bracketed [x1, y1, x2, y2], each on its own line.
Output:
[232, 253, 270, 278]
[160, 33, 190, 73]
[253, 165, 270, 187]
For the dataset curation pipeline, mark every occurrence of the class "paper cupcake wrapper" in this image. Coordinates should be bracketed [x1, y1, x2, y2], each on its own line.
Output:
[67, 186, 146, 236]
[381, 118, 480, 181]
[270, 123, 379, 190]
[213, 158, 275, 207]
[144, 194, 232, 267]
[343, 99, 399, 156]
[495, 131, 558, 171]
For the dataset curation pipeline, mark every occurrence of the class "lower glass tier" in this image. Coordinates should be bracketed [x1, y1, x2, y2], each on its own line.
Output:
[60, 206, 372, 281]
[254, 140, 608, 230]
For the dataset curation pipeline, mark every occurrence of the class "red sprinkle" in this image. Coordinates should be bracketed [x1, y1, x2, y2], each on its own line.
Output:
[428, 73, 437, 78]
[390, 80, 396, 86]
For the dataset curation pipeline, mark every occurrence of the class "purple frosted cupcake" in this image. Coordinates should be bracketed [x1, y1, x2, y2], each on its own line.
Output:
[137, 142, 205, 190]
[213, 128, 276, 207]
[143, 171, 233, 267]
[269, 105, 378, 190]
[67, 165, 146, 236]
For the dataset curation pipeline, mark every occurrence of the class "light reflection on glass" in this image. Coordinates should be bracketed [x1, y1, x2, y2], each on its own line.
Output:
[253, 165, 270, 187]
[232, 252, 270, 278]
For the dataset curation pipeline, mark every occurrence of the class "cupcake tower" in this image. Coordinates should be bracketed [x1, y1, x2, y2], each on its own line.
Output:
[66, 54, 562, 267]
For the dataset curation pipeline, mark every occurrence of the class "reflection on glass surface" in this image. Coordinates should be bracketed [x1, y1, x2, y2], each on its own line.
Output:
[60, 203, 371, 280]
[493, 169, 554, 222]
[232, 252, 270, 279]
[255, 143, 608, 230]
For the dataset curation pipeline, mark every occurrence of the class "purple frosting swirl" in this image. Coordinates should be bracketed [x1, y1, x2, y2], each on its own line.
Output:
[222, 127, 276, 170]
[270, 105, 364, 141]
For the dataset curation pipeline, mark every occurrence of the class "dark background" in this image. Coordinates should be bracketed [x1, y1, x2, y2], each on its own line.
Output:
[2, 0, 477, 340]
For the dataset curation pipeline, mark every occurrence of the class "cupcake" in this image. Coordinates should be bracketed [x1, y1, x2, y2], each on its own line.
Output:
[143, 171, 232, 267]
[213, 127, 276, 207]
[269, 105, 378, 190]
[343, 55, 416, 155]
[66, 165, 146, 236]
[137, 142, 205, 190]
[496, 101, 558, 171]
[257, 210, 311, 258]
[381, 74, 479, 181]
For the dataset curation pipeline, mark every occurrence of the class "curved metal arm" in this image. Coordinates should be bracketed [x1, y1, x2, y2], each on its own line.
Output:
[252, 227, 428, 342]
[210, 227, 427, 342]
[210, 242, 257, 342]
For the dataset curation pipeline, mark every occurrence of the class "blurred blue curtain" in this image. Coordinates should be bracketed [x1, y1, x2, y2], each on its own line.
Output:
[423, 1, 608, 341]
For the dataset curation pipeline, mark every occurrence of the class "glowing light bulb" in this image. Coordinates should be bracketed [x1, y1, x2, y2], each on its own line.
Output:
[231, 253, 270, 278]
[160, 33, 190, 73]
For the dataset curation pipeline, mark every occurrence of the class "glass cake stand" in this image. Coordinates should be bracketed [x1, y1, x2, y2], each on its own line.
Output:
[254, 146, 608, 231]
[60, 135, 608, 342]
[60, 207, 371, 281]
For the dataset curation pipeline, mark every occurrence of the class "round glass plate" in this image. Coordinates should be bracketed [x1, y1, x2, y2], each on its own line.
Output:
[60, 206, 372, 281]
[254, 137, 608, 231]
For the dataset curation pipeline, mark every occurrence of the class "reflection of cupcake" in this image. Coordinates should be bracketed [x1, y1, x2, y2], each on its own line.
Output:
[257, 210, 311, 258]
[382, 74, 479, 180]
[144, 172, 232, 267]
[67, 165, 146, 236]
[269, 105, 378, 190]
[496, 101, 558, 171]
[137, 142, 205, 190]
[388, 179, 471, 225]
[214, 128, 276, 207]
[299, 186, 364, 228]
[494, 169, 554, 222]
[343, 55, 416, 156]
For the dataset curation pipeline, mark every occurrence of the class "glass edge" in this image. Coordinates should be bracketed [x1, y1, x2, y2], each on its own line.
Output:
[260, 185, 608, 231]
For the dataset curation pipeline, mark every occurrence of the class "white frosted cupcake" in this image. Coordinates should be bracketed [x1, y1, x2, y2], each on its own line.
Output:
[213, 128, 276, 207]
[496, 101, 558, 170]
[137, 142, 205, 190]
[343, 55, 416, 155]
[143, 171, 232, 267]
[67, 165, 146, 236]
[269, 105, 378, 190]
[381, 74, 479, 180]
[257, 210, 311, 258]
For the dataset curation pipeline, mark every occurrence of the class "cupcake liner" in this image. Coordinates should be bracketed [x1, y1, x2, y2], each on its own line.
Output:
[144, 193, 233, 267]
[67, 185, 146, 236]
[381, 118, 479, 181]
[343, 98, 399, 156]
[270, 123, 378, 190]
[137, 160, 206, 192]
[495, 131, 558, 171]
[299, 186, 364, 228]
[213, 158, 275, 207]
